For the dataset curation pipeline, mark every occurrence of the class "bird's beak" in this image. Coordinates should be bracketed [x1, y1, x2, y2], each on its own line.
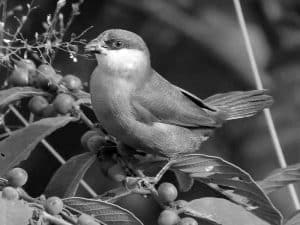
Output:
[85, 39, 103, 54]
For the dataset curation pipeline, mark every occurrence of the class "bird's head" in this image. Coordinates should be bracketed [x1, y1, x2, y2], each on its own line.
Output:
[85, 29, 151, 77]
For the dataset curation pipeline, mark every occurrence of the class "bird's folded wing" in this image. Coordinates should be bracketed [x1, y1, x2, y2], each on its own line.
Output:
[132, 71, 218, 128]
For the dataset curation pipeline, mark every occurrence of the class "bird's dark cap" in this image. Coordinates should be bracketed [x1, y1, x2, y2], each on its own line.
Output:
[86, 29, 150, 55]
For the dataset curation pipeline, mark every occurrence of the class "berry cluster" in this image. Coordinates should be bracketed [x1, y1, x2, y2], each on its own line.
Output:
[6, 59, 83, 117]
[1, 167, 100, 225]
[157, 183, 198, 225]
[1, 167, 28, 200]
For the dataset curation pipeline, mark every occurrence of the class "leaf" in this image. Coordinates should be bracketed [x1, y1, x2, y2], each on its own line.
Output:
[258, 163, 300, 194]
[171, 154, 282, 225]
[63, 197, 143, 225]
[0, 87, 47, 109]
[184, 197, 270, 225]
[284, 210, 300, 225]
[0, 116, 75, 176]
[45, 152, 96, 198]
[174, 170, 194, 192]
[0, 198, 33, 225]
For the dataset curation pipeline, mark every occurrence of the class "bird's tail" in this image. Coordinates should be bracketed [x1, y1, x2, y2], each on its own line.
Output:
[204, 90, 273, 120]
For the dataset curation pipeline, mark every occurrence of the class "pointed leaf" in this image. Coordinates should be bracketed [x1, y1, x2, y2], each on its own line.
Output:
[184, 197, 270, 225]
[63, 197, 143, 225]
[0, 198, 33, 225]
[258, 163, 300, 194]
[0, 116, 75, 176]
[171, 154, 282, 225]
[174, 170, 194, 192]
[0, 87, 47, 109]
[284, 210, 300, 225]
[45, 152, 96, 198]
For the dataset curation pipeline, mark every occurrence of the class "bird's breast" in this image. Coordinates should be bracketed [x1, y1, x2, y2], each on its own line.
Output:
[90, 68, 135, 137]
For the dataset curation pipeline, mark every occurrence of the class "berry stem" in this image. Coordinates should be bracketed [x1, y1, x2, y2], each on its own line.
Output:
[77, 108, 94, 129]
[42, 211, 74, 225]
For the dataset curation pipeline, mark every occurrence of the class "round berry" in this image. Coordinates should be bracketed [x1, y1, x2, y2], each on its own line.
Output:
[33, 64, 56, 88]
[28, 96, 49, 115]
[44, 196, 64, 215]
[86, 135, 106, 153]
[2, 186, 19, 200]
[37, 64, 56, 77]
[157, 210, 180, 225]
[107, 164, 126, 182]
[52, 73, 63, 84]
[6, 167, 28, 187]
[8, 66, 29, 86]
[158, 183, 178, 203]
[61, 74, 82, 91]
[81, 130, 99, 150]
[177, 217, 198, 225]
[42, 104, 58, 117]
[77, 214, 96, 225]
[53, 93, 74, 114]
[18, 59, 36, 76]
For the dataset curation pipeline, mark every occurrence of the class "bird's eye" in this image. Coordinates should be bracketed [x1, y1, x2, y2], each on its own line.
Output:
[112, 40, 123, 49]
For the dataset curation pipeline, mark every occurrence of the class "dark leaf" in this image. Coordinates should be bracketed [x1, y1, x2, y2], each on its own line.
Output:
[171, 154, 282, 225]
[174, 170, 194, 192]
[0, 116, 75, 176]
[63, 197, 143, 225]
[0, 87, 47, 109]
[184, 197, 270, 225]
[258, 163, 300, 194]
[45, 152, 97, 198]
[0, 198, 33, 225]
[284, 210, 300, 225]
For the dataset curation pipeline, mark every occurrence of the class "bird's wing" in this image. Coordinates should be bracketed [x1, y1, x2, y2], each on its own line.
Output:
[132, 70, 219, 128]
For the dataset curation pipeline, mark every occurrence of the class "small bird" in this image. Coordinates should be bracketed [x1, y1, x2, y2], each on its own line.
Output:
[85, 29, 273, 157]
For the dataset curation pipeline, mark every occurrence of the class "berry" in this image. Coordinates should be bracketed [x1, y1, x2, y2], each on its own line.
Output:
[86, 135, 106, 153]
[28, 96, 49, 115]
[81, 130, 99, 150]
[177, 217, 198, 225]
[107, 164, 126, 182]
[61, 74, 82, 91]
[44, 196, 64, 215]
[2, 187, 19, 200]
[42, 104, 58, 117]
[52, 73, 63, 84]
[53, 93, 74, 114]
[8, 66, 29, 86]
[18, 59, 36, 76]
[33, 64, 56, 88]
[77, 214, 97, 225]
[157, 210, 179, 225]
[37, 64, 56, 77]
[158, 183, 178, 203]
[6, 167, 28, 187]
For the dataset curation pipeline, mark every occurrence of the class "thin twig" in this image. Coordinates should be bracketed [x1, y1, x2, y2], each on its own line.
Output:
[233, 0, 300, 210]
[8, 104, 97, 197]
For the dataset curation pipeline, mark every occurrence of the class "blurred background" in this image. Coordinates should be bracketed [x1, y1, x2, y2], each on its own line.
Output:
[3, 0, 300, 224]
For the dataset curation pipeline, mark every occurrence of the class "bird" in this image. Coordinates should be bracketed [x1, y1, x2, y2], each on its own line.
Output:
[85, 29, 273, 158]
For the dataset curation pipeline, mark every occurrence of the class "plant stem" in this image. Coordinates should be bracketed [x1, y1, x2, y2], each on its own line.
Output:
[233, 0, 300, 210]
[42, 211, 74, 225]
